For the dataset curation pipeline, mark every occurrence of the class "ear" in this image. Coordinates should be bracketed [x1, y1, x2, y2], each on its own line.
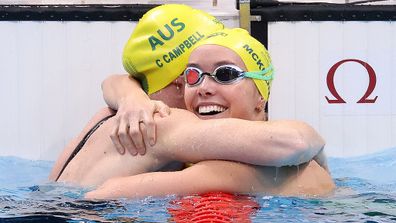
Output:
[255, 96, 266, 112]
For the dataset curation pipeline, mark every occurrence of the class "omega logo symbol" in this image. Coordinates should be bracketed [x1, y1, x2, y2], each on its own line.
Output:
[325, 59, 378, 104]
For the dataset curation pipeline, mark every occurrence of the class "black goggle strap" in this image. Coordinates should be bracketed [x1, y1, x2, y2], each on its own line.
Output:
[243, 64, 274, 81]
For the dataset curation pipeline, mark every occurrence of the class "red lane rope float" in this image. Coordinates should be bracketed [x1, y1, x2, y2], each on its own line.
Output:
[168, 192, 260, 223]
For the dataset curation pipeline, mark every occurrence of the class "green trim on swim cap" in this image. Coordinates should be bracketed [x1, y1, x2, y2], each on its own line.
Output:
[135, 73, 149, 94]
[123, 55, 149, 93]
[244, 64, 274, 81]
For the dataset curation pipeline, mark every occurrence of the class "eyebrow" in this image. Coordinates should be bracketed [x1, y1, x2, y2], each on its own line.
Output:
[187, 60, 237, 69]
[186, 63, 200, 68]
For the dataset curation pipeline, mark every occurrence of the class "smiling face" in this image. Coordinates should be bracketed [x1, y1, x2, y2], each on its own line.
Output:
[184, 45, 266, 121]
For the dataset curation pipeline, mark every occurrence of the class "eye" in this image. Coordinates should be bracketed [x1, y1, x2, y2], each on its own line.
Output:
[186, 69, 201, 85]
[215, 67, 241, 82]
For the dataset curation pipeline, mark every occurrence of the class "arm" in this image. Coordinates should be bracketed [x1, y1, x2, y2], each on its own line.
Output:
[150, 109, 326, 168]
[101, 74, 169, 155]
[85, 159, 334, 200]
[85, 160, 268, 199]
[101, 74, 149, 111]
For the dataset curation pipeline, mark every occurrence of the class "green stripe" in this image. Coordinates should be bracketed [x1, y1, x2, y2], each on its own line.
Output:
[244, 64, 274, 81]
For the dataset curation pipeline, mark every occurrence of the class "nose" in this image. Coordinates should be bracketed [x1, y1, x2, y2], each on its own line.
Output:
[197, 75, 216, 97]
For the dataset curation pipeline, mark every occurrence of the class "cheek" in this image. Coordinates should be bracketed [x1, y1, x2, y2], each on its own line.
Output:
[230, 82, 260, 107]
[228, 84, 250, 99]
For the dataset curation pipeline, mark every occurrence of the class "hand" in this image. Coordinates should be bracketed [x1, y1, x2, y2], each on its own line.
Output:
[85, 177, 123, 200]
[85, 176, 144, 200]
[110, 97, 170, 156]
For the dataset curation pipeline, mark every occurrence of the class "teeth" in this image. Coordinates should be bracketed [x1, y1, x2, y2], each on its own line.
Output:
[198, 105, 226, 114]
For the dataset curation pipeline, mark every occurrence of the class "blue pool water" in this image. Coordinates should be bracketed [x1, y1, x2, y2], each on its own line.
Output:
[1, 148, 396, 222]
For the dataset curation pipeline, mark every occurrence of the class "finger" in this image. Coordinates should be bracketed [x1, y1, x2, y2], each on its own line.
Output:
[119, 118, 138, 156]
[128, 118, 145, 156]
[154, 100, 170, 117]
[138, 121, 149, 155]
[110, 123, 125, 155]
[85, 188, 107, 200]
[84, 190, 96, 199]
[141, 113, 156, 147]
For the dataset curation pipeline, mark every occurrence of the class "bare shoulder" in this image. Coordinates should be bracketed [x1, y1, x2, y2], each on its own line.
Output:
[49, 107, 115, 181]
[83, 107, 115, 131]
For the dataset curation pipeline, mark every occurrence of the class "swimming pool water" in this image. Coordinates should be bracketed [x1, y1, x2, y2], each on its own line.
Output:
[1, 148, 395, 222]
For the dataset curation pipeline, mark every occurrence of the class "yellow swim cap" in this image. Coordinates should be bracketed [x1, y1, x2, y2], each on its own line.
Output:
[192, 28, 274, 101]
[123, 4, 224, 95]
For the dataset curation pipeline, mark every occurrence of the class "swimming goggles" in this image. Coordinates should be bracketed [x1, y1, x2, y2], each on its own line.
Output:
[183, 64, 273, 87]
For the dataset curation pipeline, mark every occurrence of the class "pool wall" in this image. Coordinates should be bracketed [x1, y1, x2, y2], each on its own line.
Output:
[251, 3, 396, 157]
[0, 3, 239, 161]
[0, 2, 395, 160]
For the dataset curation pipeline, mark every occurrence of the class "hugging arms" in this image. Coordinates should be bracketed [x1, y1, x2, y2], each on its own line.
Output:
[50, 5, 333, 199]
